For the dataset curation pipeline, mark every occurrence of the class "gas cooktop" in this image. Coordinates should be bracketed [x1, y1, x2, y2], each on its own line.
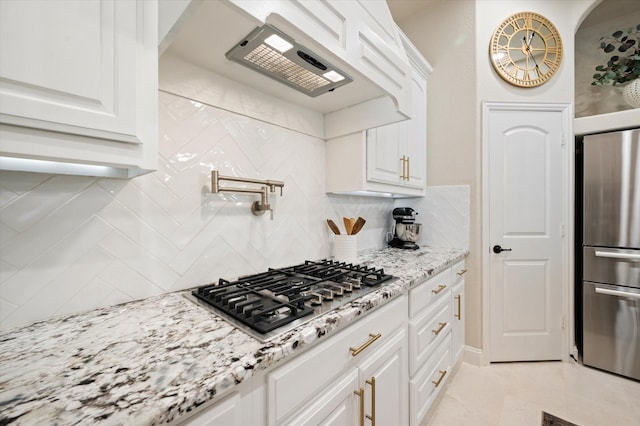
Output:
[188, 259, 395, 341]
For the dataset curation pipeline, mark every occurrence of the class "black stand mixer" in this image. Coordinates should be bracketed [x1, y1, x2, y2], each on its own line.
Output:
[388, 207, 421, 250]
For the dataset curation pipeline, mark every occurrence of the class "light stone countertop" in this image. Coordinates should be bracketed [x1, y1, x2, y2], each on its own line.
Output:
[0, 246, 467, 425]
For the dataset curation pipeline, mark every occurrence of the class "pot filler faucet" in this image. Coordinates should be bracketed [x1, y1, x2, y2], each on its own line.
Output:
[211, 170, 284, 219]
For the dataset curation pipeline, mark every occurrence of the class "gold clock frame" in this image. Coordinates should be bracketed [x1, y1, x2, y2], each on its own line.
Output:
[489, 11, 563, 87]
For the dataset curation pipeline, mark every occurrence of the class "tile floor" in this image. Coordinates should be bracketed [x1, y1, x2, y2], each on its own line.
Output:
[423, 361, 640, 426]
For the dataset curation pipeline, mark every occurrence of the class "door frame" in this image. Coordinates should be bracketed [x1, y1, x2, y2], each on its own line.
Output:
[481, 101, 574, 364]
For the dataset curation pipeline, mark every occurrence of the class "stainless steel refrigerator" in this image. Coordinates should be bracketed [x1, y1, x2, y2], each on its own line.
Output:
[582, 128, 639, 381]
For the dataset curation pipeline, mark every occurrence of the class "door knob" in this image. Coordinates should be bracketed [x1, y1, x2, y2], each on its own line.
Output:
[493, 245, 512, 254]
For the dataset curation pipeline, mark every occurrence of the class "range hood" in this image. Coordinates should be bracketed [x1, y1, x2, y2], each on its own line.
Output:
[226, 24, 353, 98]
[159, 0, 413, 139]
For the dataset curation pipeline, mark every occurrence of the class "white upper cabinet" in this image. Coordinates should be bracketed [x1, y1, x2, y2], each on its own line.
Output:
[326, 29, 431, 198]
[0, 0, 158, 177]
[366, 66, 427, 191]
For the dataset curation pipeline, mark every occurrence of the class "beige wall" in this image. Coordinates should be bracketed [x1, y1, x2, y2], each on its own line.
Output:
[397, 0, 599, 354]
[398, 0, 481, 348]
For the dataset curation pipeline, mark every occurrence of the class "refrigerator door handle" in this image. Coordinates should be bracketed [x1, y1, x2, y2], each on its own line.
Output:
[594, 250, 640, 262]
[595, 287, 640, 300]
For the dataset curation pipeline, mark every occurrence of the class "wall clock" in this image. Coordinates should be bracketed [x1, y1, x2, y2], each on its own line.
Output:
[489, 11, 563, 87]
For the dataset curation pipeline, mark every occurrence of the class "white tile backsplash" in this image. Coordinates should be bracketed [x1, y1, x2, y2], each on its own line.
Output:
[0, 72, 470, 330]
[398, 185, 470, 250]
[0, 91, 398, 330]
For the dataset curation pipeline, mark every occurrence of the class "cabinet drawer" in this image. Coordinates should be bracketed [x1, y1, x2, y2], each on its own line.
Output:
[267, 295, 407, 425]
[409, 268, 452, 318]
[409, 333, 452, 426]
[408, 294, 452, 377]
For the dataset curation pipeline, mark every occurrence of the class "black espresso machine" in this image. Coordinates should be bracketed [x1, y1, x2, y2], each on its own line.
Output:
[388, 207, 422, 250]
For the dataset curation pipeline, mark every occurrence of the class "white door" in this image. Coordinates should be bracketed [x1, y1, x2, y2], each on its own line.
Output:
[486, 103, 568, 362]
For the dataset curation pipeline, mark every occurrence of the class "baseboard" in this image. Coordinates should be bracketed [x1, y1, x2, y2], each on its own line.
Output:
[463, 345, 489, 366]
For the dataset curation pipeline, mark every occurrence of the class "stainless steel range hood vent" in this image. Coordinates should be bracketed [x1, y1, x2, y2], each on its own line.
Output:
[226, 25, 352, 97]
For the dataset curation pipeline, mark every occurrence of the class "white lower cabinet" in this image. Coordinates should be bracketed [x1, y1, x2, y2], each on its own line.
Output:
[286, 370, 360, 426]
[179, 374, 262, 426]
[410, 334, 451, 425]
[408, 260, 466, 426]
[408, 293, 452, 377]
[180, 392, 244, 426]
[267, 295, 408, 426]
[357, 328, 408, 426]
[178, 259, 467, 426]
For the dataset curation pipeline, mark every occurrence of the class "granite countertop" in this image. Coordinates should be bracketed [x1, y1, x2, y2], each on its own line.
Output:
[0, 246, 466, 425]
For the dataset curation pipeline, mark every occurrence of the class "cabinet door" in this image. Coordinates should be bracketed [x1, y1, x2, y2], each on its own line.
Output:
[179, 392, 245, 426]
[366, 124, 404, 186]
[358, 328, 408, 426]
[282, 370, 358, 426]
[403, 69, 427, 189]
[451, 281, 465, 364]
[451, 262, 466, 364]
[0, 0, 148, 144]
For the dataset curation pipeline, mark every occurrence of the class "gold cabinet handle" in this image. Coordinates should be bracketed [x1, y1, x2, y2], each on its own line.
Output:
[457, 269, 468, 276]
[432, 370, 447, 388]
[455, 295, 462, 320]
[365, 376, 376, 425]
[350, 333, 381, 357]
[399, 156, 408, 180]
[406, 156, 410, 180]
[432, 322, 447, 336]
[354, 387, 364, 426]
[431, 284, 447, 295]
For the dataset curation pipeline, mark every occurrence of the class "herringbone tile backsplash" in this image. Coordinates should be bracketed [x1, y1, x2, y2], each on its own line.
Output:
[0, 91, 468, 330]
[0, 92, 399, 330]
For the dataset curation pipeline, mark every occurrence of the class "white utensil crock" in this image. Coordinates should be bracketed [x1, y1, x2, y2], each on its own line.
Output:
[333, 234, 357, 264]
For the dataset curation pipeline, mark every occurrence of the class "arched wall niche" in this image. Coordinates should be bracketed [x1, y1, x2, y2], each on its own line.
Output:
[575, 0, 640, 117]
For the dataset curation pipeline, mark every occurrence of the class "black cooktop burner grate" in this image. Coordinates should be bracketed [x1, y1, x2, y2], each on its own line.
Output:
[191, 259, 394, 336]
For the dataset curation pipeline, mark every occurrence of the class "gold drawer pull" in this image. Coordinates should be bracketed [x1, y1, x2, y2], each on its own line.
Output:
[432, 284, 447, 295]
[455, 295, 462, 320]
[365, 376, 376, 425]
[354, 387, 364, 426]
[432, 322, 447, 336]
[457, 269, 468, 276]
[350, 333, 381, 357]
[406, 156, 410, 180]
[432, 370, 447, 388]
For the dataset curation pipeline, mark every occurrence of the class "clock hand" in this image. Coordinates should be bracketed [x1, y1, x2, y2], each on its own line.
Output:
[527, 33, 540, 72]
[522, 33, 540, 74]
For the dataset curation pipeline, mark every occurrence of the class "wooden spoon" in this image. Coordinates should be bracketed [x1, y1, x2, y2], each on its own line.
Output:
[351, 217, 366, 235]
[343, 217, 355, 235]
[327, 219, 341, 235]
